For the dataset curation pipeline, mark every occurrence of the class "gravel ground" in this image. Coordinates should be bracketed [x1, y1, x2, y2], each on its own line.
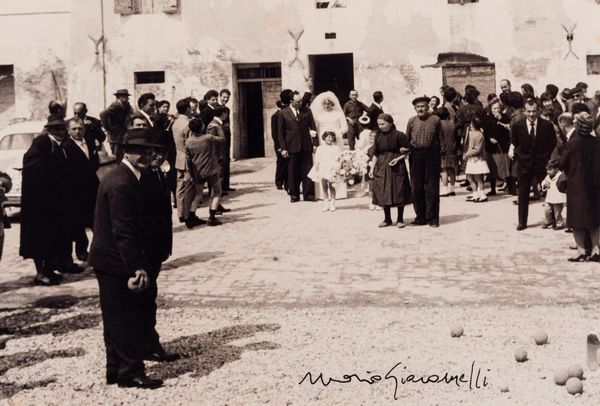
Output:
[2, 303, 600, 405]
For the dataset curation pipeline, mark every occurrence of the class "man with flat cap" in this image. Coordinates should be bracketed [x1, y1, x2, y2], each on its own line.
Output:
[89, 128, 164, 389]
[406, 95, 444, 227]
[20, 115, 77, 285]
[100, 89, 133, 160]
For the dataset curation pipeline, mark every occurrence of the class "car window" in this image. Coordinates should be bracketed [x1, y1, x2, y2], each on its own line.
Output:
[0, 133, 36, 150]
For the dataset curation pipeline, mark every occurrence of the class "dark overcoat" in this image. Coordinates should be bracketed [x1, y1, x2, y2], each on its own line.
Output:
[88, 163, 146, 278]
[559, 132, 600, 229]
[63, 136, 100, 229]
[19, 134, 75, 259]
[140, 169, 172, 265]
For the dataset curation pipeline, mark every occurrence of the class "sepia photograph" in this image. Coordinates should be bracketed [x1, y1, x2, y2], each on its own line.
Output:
[1, 0, 600, 404]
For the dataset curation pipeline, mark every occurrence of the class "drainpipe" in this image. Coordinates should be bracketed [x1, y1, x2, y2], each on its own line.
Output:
[100, 0, 107, 108]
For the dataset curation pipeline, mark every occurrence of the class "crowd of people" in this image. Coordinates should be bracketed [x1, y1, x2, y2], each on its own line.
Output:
[16, 88, 235, 389]
[270, 79, 600, 260]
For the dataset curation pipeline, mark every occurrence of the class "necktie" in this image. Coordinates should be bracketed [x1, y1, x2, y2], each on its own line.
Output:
[529, 122, 535, 141]
[155, 170, 163, 187]
[294, 108, 299, 119]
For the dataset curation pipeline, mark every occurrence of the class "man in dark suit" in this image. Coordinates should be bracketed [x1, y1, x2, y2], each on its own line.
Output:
[100, 89, 132, 160]
[271, 99, 288, 190]
[19, 116, 77, 285]
[139, 147, 179, 363]
[73, 102, 106, 148]
[200, 89, 219, 128]
[89, 128, 163, 389]
[278, 90, 317, 202]
[343, 89, 368, 150]
[219, 88, 234, 193]
[63, 117, 100, 262]
[509, 100, 557, 230]
[367, 91, 384, 131]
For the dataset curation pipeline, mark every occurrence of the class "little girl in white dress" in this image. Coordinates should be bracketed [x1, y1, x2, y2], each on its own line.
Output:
[308, 131, 342, 212]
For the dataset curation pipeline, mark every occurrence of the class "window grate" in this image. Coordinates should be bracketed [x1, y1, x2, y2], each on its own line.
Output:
[134, 71, 165, 84]
[237, 66, 281, 80]
[316, 0, 347, 8]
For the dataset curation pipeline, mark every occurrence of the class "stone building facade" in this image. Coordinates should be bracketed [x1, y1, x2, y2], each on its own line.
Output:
[4, 0, 600, 158]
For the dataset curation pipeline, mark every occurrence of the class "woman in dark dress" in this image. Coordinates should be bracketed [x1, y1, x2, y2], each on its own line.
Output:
[482, 99, 511, 195]
[559, 112, 600, 262]
[369, 114, 411, 228]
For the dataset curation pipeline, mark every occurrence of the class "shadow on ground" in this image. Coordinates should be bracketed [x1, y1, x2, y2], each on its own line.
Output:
[148, 323, 281, 380]
[0, 270, 96, 296]
[0, 295, 97, 399]
[161, 252, 224, 271]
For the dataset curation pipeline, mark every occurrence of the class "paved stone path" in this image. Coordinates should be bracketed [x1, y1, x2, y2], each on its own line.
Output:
[1, 158, 599, 308]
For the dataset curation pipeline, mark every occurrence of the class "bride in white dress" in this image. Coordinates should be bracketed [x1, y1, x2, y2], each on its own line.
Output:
[311, 91, 348, 198]
[311, 91, 348, 149]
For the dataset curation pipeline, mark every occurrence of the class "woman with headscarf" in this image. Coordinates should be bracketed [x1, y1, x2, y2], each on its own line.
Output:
[559, 112, 600, 262]
[369, 114, 411, 228]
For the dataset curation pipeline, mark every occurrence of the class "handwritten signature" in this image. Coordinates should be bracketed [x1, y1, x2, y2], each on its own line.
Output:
[299, 361, 489, 400]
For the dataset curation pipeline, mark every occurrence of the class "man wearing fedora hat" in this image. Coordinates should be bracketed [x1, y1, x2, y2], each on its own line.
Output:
[100, 89, 133, 160]
[406, 95, 444, 227]
[20, 115, 77, 285]
[89, 128, 164, 389]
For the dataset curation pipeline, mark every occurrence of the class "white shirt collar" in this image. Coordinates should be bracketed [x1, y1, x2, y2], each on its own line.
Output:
[140, 110, 154, 127]
[48, 133, 63, 146]
[122, 159, 141, 181]
[374, 102, 382, 109]
[73, 137, 89, 158]
[527, 119, 538, 130]
[213, 117, 223, 125]
[566, 127, 575, 140]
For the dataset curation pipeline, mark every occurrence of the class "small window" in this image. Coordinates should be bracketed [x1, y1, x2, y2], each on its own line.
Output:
[114, 0, 178, 15]
[587, 55, 600, 75]
[237, 65, 281, 80]
[316, 0, 347, 9]
[135, 71, 165, 84]
[448, 0, 478, 4]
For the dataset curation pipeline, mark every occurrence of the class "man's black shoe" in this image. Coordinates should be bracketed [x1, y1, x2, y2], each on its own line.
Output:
[185, 217, 203, 229]
[304, 196, 316, 202]
[428, 222, 439, 228]
[34, 275, 60, 286]
[516, 224, 527, 231]
[290, 196, 300, 202]
[410, 220, 426, 226]
[276, 184, 283, 190]
[59, 263, 85, 274]
[145, 350, 181, 362]
[486, 190, 497, 196]
[224, 187, 236, 192]
[207, 217, 222, 226]
[216, 204, 231, 214]
[178, 216, 185, 223]
[189, 214, 207, 224]
[106, 374, 118, 385]
[117, 376, 163, 389]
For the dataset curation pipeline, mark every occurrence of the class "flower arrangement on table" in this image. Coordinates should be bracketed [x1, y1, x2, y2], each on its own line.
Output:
[336, 150, 368, 186]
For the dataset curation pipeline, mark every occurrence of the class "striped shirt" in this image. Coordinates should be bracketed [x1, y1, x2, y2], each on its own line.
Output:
[406, 114, 443, 151]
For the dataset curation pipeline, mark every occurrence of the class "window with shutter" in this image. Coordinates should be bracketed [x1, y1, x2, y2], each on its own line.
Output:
[114, 0, 135, 15]
[114, 0, 179, 15]
[587, 55, 600, 75]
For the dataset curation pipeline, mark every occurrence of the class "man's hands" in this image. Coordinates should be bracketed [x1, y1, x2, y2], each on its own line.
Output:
[399, 147, 410, 154]
[128, 269, 149, 292]
[281, 150, 289, 158]
[310, 130, 317, 138]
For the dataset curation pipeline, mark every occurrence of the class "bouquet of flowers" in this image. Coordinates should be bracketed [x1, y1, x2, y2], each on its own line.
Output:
[336, 150, 367, 186]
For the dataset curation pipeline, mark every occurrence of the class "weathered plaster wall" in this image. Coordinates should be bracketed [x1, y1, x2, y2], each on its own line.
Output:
[0, 0, 70, 127]
[68, 0, 600, 149]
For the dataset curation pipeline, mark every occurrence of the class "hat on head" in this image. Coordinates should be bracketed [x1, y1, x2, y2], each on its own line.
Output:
[570, 87, 583, 96]
[45, 114, 67, 128]
[359, 115, 371, 125]
[560, 88, 572, 100]
[114, 89, 131, 97]
[412, 95, 431, 106]
[120, 128, 162, 149]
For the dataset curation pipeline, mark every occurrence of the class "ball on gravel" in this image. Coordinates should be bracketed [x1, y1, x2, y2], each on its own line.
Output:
[514, 348, 528, 362]
[554, 368, 570, 385]
[565, 377, 583, 395]
[533, 330, 548, 345]
[450, 325, 464, 338]
[568, 364, 584, 379]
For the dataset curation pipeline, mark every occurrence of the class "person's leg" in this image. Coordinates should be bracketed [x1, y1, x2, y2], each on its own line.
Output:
[74, 227, 89, 260]
[320, 179, 330, 211]
[288, 153, 301, 199]
[590, 228, 600, 256]
[176, 170, 191, 220]
[347, 123, 356, 150]
[517, 172, 532, 227]
[140, 259, 161, 355]
[396, 205, 405, 225]
[543, 203, 554, 228]
[301, 151, 315, 200]
[410, 150, 426, 223]
[381, 205, 392, 226]
[440, 170, 449, 196]
[95, 270, 145, 382]
[466, 174, 476, 199]
[489, 177, 497, 194]
[554, 203, 565, 229]
[208, 176, 223, 225]
[329, 181, 336, 211]
[476, 175, 486, 199]
[572, 229, 590, 257]
[424, 151, 441, 224]
[275, 151, 286, 189]
[448, 168, 456, 194]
